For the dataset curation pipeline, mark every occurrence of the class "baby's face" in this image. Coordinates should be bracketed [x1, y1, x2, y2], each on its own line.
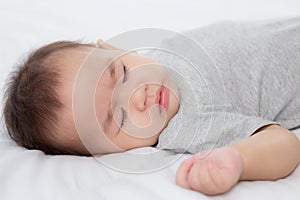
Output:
[58, 46, 180, 155]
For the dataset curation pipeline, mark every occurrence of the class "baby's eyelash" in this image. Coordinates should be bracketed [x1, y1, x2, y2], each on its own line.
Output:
[120, 107, 127, 128]
[122, 65, 128, 83]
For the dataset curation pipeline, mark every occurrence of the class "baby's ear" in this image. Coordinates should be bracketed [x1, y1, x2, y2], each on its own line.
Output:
[97, 39, 120, 50]
[97, 39, 137, 54]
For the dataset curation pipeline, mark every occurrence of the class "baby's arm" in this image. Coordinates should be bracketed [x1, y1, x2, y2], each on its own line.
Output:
[176, 124, 300, 195]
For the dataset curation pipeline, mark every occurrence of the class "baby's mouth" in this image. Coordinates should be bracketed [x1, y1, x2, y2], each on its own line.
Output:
[155, 85, 169, 111]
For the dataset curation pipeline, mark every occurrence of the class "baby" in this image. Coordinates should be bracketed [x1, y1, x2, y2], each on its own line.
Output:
[3, 17, 300, 195]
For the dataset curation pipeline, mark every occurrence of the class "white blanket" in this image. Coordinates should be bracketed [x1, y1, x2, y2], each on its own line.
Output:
[1, 1, 300, 199]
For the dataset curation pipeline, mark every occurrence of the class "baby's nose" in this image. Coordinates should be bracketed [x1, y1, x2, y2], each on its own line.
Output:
[131, 84, 148, 111]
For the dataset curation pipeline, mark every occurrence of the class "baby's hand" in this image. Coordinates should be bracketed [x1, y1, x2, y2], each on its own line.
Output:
[176, 147, 244, 195]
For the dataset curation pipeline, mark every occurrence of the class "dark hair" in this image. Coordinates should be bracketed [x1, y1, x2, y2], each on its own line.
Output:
[3, 41, 95, 155]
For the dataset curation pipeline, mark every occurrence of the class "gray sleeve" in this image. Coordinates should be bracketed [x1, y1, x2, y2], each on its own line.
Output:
[157, 112, 280, 154]
[212, 113, 280, 148]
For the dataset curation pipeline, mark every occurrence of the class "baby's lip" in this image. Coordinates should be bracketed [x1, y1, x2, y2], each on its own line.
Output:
[155, 85, 169, 110]
[155, 86, 162, 104]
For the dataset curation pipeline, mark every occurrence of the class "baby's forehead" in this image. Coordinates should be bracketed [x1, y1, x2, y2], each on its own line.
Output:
[70, 48, 126, 76]
[58, 47, 128, 104]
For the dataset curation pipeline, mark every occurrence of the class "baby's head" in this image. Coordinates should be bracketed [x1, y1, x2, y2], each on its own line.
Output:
[3, 40, 180, 156]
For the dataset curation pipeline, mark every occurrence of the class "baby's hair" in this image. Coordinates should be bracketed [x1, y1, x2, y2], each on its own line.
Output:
[3, 41, 95, 155]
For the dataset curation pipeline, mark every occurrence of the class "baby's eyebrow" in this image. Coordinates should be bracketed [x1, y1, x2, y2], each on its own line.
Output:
[109, 61, 116, 82]
[101, 57, 119, 135]
[103, 110, 112, 135]
[102, 60, 114, 135]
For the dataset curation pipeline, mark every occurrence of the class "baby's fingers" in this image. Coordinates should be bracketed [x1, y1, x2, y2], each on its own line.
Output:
[176, 155, 199, 189]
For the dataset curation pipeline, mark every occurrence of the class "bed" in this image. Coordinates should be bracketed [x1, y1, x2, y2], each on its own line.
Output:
[1, 0, 300, 199]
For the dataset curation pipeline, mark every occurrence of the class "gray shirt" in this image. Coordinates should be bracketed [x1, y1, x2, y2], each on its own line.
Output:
[143, 17, 300, 154]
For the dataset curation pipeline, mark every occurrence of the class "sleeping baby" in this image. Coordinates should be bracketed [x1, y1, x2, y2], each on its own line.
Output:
[3, 17, 300, 195]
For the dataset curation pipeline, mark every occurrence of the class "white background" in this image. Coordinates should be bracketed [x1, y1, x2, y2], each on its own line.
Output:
[1, 0, 300, 95]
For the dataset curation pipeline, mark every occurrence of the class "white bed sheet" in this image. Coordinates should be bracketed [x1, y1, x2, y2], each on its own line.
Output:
[1, 0, 300, 200]
[0, 128, 300, 200]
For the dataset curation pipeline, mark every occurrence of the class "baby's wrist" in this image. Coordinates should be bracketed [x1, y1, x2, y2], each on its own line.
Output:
[230, 146, 246, 181]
